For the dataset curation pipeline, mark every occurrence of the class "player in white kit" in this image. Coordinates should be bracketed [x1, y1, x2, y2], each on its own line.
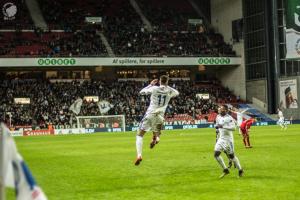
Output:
[233, 108, 248, 134]
[277, 108, 287, 130]
[135, 75, 179, 165]
[215, 108, 234, 169]
[214, 105, 243, 178]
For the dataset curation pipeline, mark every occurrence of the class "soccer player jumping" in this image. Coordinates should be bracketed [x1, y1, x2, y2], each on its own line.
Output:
[239, 118, 256, 148]
[214, 105, 243, 178]
[135, 76, 179, 166]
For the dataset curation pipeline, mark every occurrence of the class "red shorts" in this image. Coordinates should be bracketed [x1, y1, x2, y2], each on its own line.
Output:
[240, 128, 248, 136]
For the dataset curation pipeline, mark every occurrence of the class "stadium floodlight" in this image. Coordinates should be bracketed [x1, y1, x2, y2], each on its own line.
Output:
[76, 115, 126, 132]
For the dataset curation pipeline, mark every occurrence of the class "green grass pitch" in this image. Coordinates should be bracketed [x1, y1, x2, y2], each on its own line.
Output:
[6, 125, 300, 200]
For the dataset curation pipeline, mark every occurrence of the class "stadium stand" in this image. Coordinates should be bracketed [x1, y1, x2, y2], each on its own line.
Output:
[106, 31, 235, 56]
[137, 0, 199, 31]
[238, 104, 274, 122]
[0, 0, 235, 57]
[0, 28, 108, 57]
[0, 79, 238, 128]
[0, 1, 239, 127]
[0, 30, 234, 57]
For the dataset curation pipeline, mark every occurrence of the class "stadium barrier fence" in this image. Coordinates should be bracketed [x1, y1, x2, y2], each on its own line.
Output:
[6, 120, 300, 136]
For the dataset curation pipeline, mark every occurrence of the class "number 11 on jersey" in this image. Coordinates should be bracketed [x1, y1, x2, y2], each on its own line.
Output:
[158, 95, 167, 106]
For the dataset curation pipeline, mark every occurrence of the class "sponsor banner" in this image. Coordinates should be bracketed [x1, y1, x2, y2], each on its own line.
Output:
[255, 121, 297, 126]
[85, 17, 102, 23]
[38, 58, 76, 66]
[10, 130, 23, 137]
[285, 29, 300, 58]
[182, 125, 199, 129]
[127, 124, 213, 131]
[49, 79, 89, 83]
[255, 122, 269, 126]
[285, 0, 300, 58]
[127, 121, 300, 131]
[54, 124, 77, 129]
[85, 128, 96, 133]
[84, 96, 99, 102]
[279, 79, 298, 109]
[23, 129, 54, 136]
[286, 0, 300, 31]
[93, 128, 123, 132]
[188, 19, 203, 25]
[197, 57, 231, 65]
[54, 128, 86, 135]
[118, 78, 149, 82]
[122, 120, 208, 127]
[9, 120, 300, 136]
[196, 93, 210, 100]
[54, 119, 209, 130]
[14, 97, 30, 104]
[0, 57, 241, 67]
[118, 77, 190, 82]
[164, 120, 207, 126]
[14, 125, 32, 129]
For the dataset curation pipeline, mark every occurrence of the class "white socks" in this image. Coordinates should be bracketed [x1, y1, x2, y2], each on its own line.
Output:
[156, 136, 160, 142]
[136, 135, 143, 157]
[280, 124, 284, 129]
[232, 156, 242, 170]
[215, 156, 227, 169]
[216, 154, 242, 171]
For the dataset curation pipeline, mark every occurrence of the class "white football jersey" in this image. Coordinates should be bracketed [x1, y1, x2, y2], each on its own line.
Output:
[140, 84, 179, 116]
[215, 114, 222, 140]
[215, 114, 236, 141]
[236, 112, 243, 126]
[215, 114, 222, 124]
[278, 111, 284, 120]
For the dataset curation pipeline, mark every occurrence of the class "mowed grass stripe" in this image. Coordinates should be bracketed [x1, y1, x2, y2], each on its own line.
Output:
[5, 125, 300, 200]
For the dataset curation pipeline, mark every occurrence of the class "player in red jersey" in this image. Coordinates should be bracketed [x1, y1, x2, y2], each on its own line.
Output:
[239, 118, 256, 148]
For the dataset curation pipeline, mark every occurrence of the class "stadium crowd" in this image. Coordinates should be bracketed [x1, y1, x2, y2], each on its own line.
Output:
[0, 79, 237, 128]
[0, 28, 108, 57]
[107, 30, 235, 56]
[0, 0, 235, 57]
[0, 29, 234, 57]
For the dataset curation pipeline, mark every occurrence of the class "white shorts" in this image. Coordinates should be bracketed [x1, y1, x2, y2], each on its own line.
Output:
[139, 113, 164, 132]
[277, 118, 284, 124]
[214, 138, 234, 154]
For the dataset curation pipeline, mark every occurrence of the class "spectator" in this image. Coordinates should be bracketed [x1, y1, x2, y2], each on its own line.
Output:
[0, 79, 238, 128]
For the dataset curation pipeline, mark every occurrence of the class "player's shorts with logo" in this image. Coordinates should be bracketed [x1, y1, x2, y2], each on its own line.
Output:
[139, 113, 164, 132]
[214, 138, 234, 154]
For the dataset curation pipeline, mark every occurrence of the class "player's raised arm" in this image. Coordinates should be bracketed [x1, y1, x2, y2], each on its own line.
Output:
[139, 79, 158, 95]
[172, 88, 179, 97]
[169, 87, 179, 97]
[240, 108, 249, 114]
